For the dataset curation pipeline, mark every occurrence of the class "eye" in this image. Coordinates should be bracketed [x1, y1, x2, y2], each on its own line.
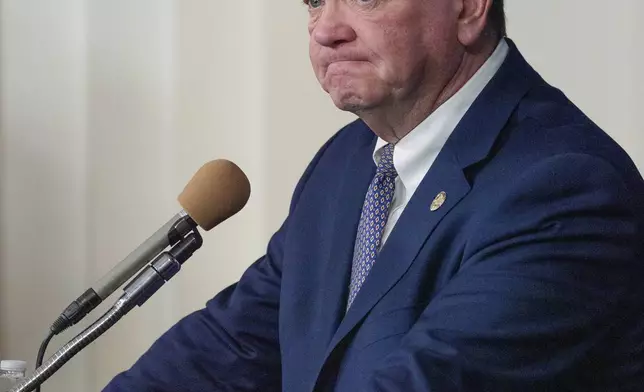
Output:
[304, 0, 323, 9]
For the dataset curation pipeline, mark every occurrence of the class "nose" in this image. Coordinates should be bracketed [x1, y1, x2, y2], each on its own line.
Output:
[311, 6, 357, 47]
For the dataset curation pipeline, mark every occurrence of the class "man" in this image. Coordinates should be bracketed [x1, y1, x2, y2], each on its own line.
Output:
[105, 0, 644, 390]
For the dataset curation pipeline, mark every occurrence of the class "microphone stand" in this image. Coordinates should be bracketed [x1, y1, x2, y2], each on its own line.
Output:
[10, 230, 203, 392]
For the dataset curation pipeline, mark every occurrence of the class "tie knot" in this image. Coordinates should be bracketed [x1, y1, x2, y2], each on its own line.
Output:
[377, 144, 397, 177]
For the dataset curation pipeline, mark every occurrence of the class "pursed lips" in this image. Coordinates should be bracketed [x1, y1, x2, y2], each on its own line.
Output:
[322, 52, 369, 66]
[325, 57, 370, 71]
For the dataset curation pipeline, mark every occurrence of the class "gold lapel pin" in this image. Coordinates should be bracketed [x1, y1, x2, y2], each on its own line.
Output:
[430, 191, 447, 211]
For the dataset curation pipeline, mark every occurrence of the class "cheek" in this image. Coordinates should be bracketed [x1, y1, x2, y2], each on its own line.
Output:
[308, 43, 325, 80]
[361, 10, 426, 77]
[366, 28, 422, 85]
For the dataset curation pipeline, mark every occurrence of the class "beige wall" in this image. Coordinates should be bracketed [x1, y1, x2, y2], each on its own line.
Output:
[0, 1, 642, 391]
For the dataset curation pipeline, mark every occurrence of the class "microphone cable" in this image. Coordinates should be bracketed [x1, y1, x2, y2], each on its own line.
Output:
[34, 330, 55, 392]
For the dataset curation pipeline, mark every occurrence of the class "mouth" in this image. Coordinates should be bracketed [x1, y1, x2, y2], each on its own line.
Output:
[326, 59, 369, 70]
[327, 57, 368, 65]
[330, 60, 366, 66]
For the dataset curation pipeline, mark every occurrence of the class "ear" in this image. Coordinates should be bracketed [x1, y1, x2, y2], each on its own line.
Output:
[456, 0, 494, 46]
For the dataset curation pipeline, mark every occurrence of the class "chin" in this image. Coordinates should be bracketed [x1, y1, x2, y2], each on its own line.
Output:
[329, 89, 380, 113]
[334, 100, 366, 113]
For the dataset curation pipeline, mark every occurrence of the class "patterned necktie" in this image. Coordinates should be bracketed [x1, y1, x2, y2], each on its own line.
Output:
[347, 143, 397, 309]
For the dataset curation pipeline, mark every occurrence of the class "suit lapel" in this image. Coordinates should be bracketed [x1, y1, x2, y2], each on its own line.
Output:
[314, 127, 376, 345]
[326, 144, 470, 353]
[319, 39, 541, 366]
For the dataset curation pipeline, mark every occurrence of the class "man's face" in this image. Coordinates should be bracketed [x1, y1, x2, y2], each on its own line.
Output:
[307, 0, 461, 113]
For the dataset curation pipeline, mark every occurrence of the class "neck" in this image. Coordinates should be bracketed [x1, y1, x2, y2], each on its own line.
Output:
[358, 38, 500, 143]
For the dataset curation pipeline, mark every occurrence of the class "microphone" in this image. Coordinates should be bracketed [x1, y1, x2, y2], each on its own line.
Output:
[50, 159, 251, 335]
[15, 159, 251, 392]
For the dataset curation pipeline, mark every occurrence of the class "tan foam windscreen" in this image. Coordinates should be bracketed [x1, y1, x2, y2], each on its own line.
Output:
[178, 160, 251, 231]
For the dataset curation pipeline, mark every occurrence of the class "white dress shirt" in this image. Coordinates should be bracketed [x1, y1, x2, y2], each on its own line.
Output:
[374, 39, 509, 246]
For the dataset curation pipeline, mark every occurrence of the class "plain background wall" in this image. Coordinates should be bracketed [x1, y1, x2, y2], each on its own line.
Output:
[0, 1, 642, 391]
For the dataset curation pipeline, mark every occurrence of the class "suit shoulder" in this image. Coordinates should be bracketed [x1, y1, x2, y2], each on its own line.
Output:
[289, 118, 374, 207]
[495, 83, 641, 184]
[306, 118, 375, 171]
[328, 118, 375, 149]
[469, 84, 644, 209]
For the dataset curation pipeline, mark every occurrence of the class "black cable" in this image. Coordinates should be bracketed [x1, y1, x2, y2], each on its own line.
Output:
[34, 331, 55, 392]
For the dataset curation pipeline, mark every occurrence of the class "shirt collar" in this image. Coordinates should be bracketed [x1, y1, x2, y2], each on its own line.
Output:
[373, 38, 509, 197]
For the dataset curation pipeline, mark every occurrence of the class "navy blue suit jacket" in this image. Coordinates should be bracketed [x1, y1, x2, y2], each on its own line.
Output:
[105, 42, 644, 391]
